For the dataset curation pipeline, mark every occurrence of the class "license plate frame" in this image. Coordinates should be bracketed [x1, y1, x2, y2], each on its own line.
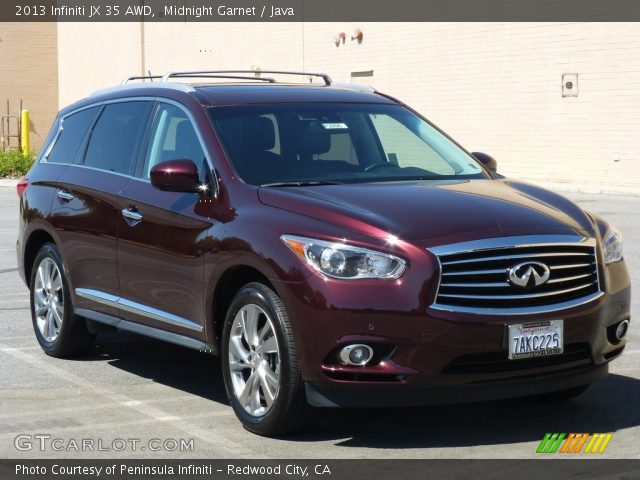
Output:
[507, 320, 564, 360]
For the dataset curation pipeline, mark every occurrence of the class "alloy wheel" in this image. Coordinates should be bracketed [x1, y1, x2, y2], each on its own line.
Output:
[228, 303, 281, 417]
[33, 257, 64, 342]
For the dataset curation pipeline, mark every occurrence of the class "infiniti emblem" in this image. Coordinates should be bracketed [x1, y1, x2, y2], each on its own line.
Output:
[508, 261, 551, 288]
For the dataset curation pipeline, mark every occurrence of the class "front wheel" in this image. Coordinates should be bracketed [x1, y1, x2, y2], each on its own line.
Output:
[221, 282, 312, 436]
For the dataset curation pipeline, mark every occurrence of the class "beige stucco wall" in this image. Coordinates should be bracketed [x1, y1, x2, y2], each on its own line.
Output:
[56, 22, 640, 194]
[0, 23, 59, 152]
[57, 22, 142, 108]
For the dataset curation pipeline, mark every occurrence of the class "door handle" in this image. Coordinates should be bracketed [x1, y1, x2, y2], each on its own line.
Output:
[56, 189, 74, 201]
[121, 207, 143, 223]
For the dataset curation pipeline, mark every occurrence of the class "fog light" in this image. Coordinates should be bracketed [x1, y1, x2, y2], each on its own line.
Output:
[339, 344, 373, 366]
[616, 320, 630, 340]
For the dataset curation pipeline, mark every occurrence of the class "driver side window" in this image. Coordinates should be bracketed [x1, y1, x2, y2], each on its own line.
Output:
[143, 103, 207, 180]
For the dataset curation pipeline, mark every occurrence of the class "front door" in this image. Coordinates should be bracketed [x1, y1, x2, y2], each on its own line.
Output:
[116, 102, 215, 339]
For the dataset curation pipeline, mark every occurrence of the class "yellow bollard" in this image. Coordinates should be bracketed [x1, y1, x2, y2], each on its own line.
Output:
[20, 109, 30, 155]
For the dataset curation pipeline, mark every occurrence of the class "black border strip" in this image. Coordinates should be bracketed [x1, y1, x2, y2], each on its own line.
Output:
[2, 0, 640, 22]
[2, 459, 640, 480]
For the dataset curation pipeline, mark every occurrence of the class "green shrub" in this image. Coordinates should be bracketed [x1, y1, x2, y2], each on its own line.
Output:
[0, 150, 36, 178]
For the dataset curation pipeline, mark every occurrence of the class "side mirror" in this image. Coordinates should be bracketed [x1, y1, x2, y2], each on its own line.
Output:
[472, 152, 498, 173]
[150, 159, 201, 193]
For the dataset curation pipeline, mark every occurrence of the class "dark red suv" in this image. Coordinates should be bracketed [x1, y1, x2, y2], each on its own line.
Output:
[16, 71, 630, 436]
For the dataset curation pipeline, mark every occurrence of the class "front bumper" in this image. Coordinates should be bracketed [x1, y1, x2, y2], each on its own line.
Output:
[275, 256, 630, 398]
[306, 362, 609, 407]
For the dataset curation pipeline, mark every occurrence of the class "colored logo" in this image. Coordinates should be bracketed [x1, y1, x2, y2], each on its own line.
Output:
[536, 433, 614, 454]
[508, 261, 551, 288]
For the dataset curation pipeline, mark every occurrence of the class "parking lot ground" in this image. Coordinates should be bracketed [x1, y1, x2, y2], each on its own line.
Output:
[0, 188, 638, 459]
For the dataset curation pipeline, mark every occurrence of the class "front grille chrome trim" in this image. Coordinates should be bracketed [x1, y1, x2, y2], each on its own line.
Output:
[437, 280, 597, 300]
[428, 235, 596, 256]
[430, 291, 604, 316]
[427, 235, 602, 316]
[546, 272, 595, 284]
[440, 251, 591, 266]
[440, 281, 510, 288]
[442, 268, 507, 276]
[549, 263, 593, 271]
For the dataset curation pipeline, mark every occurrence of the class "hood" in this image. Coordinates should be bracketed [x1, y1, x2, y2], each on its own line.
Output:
[257, 179, 596, 245]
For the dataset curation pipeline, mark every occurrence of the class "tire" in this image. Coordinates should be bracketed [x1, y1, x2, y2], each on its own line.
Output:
[530, 384, 590, 402]
[221, 282, 312, 436]
[29, 243, 95, 358]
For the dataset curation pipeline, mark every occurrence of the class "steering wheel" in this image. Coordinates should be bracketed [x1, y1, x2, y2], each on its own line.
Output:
[364, 163, 402, 172]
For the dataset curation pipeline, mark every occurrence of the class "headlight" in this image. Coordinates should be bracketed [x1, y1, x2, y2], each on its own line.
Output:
[282, 235, 406, 279]
[603, 226, 623, 264]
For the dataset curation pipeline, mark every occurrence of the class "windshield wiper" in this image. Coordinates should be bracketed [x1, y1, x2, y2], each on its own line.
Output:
[260, 180, 344, 187]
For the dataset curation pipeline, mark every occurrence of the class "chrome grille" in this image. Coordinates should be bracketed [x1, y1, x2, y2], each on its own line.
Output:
[429, 236, 601, 314]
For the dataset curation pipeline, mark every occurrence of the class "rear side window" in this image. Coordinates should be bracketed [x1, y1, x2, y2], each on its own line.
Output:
[45, 107, 100, 164]
[84, 101, 152, 175]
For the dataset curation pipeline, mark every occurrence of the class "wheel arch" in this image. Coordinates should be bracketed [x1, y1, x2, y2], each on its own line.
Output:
[23, 229, 57, 286]
[211, 265, 277, 348]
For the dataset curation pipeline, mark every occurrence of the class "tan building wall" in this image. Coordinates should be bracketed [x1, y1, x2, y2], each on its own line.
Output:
[57, 22, 142, 108]
[0, 23, 59, 152]
[57, 22, 640, 194]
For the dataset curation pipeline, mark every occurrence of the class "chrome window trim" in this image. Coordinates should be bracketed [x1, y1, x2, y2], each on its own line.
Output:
[427, 235, 602, 316]
[40, 96, 219, 198]
[75, 288, 203, 333]
[65, 163, 148, 182]
[42, 121, 61, 161]
[42, 103, 103, 162]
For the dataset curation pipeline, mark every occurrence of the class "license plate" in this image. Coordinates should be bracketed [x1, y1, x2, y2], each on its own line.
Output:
[508, 320, 563, 360]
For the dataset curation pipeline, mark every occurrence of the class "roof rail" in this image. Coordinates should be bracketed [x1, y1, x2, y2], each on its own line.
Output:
[161, 70, 332, 86]
[121, 75, 163, 84]
[164, 73, 277, 83]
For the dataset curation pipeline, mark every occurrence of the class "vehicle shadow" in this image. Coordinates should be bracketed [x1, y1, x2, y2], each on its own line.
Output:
[80, 331, 639, 449]
[76, 330, 229, 406]
[294, 375, 640, 448]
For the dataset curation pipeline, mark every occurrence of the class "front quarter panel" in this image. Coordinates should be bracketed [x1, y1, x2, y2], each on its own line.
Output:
[203, 182, 440, 360]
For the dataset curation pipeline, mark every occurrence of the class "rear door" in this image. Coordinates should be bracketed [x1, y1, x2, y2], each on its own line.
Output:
[50, 100, 153, 318]
[116, 101, 215, 338]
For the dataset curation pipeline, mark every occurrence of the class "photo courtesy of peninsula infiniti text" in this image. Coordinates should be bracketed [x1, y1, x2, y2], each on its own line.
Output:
[16, 70, 630, 436]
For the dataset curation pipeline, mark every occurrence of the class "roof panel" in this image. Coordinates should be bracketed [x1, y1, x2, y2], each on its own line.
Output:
[194, 84, 395, 106]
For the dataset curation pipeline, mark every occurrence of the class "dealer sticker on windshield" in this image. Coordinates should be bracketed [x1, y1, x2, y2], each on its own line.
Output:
[322, 122, 349, 129]
[508, 320, 563, 360]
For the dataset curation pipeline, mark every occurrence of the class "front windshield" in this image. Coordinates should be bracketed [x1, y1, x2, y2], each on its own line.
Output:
[208, 103, 487, 186]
